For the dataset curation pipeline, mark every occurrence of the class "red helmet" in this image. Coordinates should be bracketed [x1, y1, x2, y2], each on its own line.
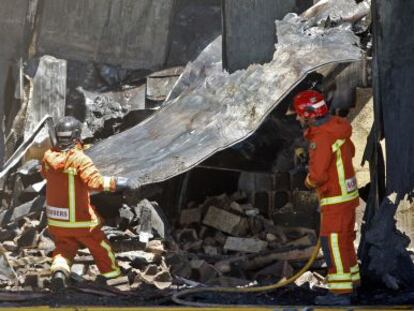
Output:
[293, 90, 328, 118]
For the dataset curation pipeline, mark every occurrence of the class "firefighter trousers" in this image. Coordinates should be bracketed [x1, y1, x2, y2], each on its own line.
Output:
[50, 228, 120, 278]
[319, 205, 360, 294]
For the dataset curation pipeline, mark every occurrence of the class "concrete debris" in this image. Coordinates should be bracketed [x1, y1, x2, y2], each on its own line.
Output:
[0, 248, 16, 281]
[2, 241, 17, 252]
[179, 207, 202, 225]
[223, 237, 268, 253]
[118, 204, 136, 231]
[71, 264, 87, 277]
[15, 225, 39, 249]
[106, 275, 129, 287]
[266, 233, 277, 242]
[135, 264, 172, 290]
[190, 260, 218, 284]
[203, 206, 248, 236]
[0, 196, 45, 226]
[0, 187, 171, 292]
[0, 228, 17, 243]
[146, 240, 165, 255]
[229, 201, 244, 213]
[284, 233, 315, 248]
[117, 251, 161, 266]
[166, 253, 191, 279]
[134, 199, 166, 239]
[37, 232, 55, 253]
[169, 192, 320, 284]
[137, 204, 153, 244]
[254, 261, 294, 282]
[241, 247, 316, 270]
[203, 245, 219, 256]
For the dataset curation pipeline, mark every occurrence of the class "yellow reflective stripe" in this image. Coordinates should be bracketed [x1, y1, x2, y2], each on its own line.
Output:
[328, 282, 353, 290]
[351, 272, 361, 281]
[48, 218, 100, 228]
[334, 141, 348, 195]
[320, 139, 359, 206]
[64, 167, 77, 223]
[320, 190, 359, 206]
[330, 233, 344, 274]
[100, 240, 118, 271]
[350, 264, 359, 273]
[103, 176, 112, 192]
[331, 139, 345, 152]
[328, 272, 352, 281]
[102, 268, 121, 279]
[350, 264, 361, 281]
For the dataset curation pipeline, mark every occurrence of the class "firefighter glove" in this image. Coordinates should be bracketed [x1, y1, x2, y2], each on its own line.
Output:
[115, 177, 140, 191]
[294, 147, 308, 168]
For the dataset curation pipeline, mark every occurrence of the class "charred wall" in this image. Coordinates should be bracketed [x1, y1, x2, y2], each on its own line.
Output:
[166, 0, 221, 67]
[36, 0, 175, 70]
[359, 0, 414, 289]
[222, 0, 313, 73]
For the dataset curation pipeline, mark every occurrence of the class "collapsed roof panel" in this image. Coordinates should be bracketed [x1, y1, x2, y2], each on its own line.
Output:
[87, 0, 365, 186]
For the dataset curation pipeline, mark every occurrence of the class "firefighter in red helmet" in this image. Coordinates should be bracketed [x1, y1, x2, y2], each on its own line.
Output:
[293, 90, 360, 305]
[41, 116, 138, 291]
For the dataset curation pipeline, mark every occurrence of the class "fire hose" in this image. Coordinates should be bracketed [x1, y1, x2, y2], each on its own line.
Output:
[172, 239, 321, 307]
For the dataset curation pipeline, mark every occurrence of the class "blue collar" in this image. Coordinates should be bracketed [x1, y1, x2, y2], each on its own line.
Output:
[313, 115, 331, 127]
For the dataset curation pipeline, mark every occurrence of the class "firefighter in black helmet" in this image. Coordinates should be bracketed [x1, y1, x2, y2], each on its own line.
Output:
[41, 116, 138, 291]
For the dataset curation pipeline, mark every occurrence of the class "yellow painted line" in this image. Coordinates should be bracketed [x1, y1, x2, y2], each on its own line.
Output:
[1, 306, 413, 311]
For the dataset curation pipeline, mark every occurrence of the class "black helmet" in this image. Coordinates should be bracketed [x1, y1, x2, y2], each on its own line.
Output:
[54, 116, 82, 151]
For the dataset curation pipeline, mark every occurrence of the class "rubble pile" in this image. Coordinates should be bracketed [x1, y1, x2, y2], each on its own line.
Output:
[0, 160, 324, 294]
[170, 192, 323, 288]
[0, 165, 174, 293]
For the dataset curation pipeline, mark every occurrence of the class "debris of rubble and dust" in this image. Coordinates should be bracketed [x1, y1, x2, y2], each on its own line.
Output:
[0, 162, 325, 295]
[168, 191, 322, 287]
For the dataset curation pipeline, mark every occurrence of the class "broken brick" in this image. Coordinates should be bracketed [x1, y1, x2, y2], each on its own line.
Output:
[224, 237, 268, 253]
[190, 259, 218, 283]
[179, 207, 202, 225]
[203, 245, 219, 256]
[203, 206, 248, 236]
[254, 261, 294, 281]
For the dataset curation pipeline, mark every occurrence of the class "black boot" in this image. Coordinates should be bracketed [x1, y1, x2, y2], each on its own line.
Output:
[50, 271, 67, 292]
[315, 292, 351, 305]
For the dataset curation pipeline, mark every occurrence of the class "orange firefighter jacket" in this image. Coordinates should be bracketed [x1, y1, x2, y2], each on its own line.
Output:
[304, 116, 359, 210]
[41, 144, 116, 236]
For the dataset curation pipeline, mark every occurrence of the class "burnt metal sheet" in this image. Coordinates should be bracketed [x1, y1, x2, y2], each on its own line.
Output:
[88, 0, 366, 186]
